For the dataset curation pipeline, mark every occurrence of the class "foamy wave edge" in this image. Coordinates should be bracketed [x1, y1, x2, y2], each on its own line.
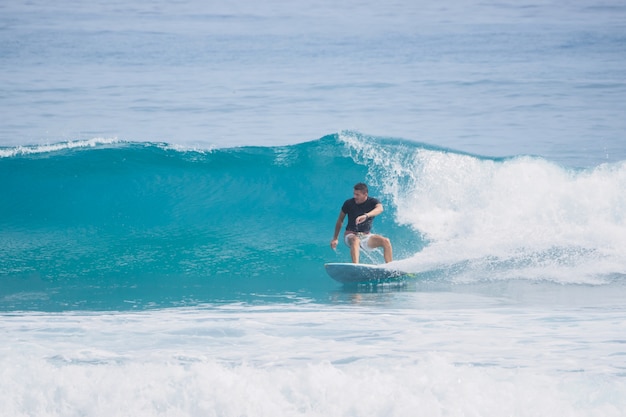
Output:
[0, 138, 123, 158]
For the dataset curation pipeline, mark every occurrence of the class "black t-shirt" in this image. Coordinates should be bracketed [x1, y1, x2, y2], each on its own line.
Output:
[341, 197, 380, 233]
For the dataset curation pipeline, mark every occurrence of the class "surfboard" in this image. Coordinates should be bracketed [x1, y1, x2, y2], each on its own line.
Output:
[324, 262, 410, 284]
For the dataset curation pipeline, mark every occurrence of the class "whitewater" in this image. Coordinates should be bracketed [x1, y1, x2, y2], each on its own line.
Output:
[2, 0, 626, 416]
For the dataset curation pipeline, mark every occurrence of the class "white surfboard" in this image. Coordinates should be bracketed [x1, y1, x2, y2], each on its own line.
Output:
[324, 262, 410, 284]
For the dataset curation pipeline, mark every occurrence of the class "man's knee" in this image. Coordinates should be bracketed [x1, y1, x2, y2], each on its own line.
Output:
[369, 235, 390, 249]
[378, 237, 391, 250]
[349, 237, 360, 248]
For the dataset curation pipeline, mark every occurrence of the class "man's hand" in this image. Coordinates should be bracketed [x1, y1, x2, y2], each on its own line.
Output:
[330, 238, 338, 249]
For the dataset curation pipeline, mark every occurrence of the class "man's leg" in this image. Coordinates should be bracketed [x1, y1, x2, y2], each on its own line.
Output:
[347, 235, 361, 263]
[367, 235, 393, 263]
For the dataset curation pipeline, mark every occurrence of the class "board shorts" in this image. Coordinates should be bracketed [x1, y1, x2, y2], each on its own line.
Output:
[344, 232, 373, 251]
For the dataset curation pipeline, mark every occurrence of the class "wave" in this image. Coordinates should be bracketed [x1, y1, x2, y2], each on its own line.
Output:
[1, 132, 625, 310]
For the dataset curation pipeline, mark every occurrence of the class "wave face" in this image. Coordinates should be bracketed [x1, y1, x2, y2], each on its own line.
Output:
[1, 132, 625, 310]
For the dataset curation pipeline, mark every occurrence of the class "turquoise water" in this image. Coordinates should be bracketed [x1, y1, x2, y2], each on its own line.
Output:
[0, 134, 420, 310]
[4, 132, 624, 311]
[2, 0, 626, 415]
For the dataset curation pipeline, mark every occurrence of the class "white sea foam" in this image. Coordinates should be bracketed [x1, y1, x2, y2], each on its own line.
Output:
[0, 138, 123, 158]
[1, 302, 625, 417]
[340, 131, 626, 284]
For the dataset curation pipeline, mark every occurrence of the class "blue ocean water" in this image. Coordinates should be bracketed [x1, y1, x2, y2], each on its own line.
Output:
[1, 132, 625, 310]
[2, 0, 626, 415]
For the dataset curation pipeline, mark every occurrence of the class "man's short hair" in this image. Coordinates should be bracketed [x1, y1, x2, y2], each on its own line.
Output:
[354, 182, 368, 193]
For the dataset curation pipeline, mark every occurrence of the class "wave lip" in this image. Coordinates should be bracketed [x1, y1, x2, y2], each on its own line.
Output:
[0, 137, 124, 158]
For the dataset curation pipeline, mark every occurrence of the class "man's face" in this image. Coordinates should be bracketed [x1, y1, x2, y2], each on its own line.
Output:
[353, 189, 368, 204]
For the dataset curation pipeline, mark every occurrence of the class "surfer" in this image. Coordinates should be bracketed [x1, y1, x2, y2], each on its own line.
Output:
[330, 182, 393, 263]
